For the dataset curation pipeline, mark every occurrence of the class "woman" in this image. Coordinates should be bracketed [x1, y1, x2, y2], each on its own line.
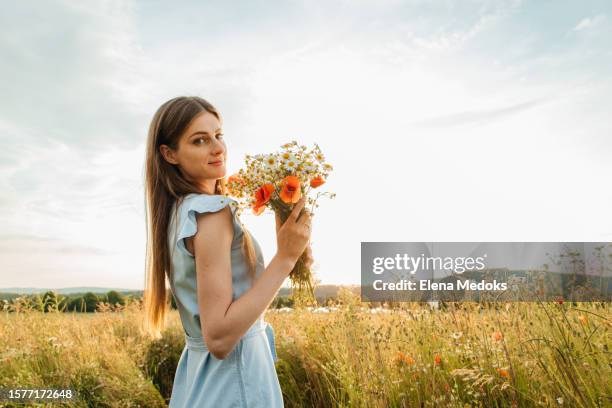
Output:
[143, 96, 312, 407]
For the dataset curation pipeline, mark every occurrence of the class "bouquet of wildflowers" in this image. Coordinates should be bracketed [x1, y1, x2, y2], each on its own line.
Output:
[226, 141, 335, 306]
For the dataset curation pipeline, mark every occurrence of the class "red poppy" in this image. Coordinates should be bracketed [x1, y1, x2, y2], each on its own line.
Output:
[310, 175, 325, 188]
[252, 183, 275, 215]
[279, 175, 301, 204]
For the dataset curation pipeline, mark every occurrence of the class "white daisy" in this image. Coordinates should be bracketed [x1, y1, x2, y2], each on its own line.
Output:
[280, 151, 295, 162]
[303, 161, 316, 172]
[283, 159, 297, 171]
[263, 154, 277, 169]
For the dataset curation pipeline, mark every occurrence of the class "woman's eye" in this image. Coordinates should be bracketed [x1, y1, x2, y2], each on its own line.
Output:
[194, 134, 223, 145]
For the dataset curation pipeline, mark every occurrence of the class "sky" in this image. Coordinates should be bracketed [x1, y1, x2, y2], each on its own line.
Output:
[1, 0, 611, 289]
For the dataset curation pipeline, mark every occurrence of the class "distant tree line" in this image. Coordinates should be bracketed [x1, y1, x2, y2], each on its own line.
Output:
[1, 285, 359, 312]
[2, 290, 153, 313]
[4, 291, 298, 312]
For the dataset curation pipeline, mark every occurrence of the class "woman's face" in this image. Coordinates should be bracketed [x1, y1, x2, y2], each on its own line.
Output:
[160, 110, 227, 194]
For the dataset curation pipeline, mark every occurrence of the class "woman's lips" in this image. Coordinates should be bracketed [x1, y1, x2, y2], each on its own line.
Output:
[209, 160, 224, 166]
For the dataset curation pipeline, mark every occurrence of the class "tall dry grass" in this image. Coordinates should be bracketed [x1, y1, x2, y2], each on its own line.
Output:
[0, 291, 610, 407]
[268, 290, 611, 407]
[0, 301, 170, 407]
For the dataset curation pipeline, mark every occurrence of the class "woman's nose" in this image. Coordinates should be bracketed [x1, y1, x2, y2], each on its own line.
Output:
[211, 138, 225, 154]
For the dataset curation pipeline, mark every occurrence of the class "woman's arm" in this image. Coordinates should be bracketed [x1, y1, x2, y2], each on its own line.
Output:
[189, 198, 309, 360]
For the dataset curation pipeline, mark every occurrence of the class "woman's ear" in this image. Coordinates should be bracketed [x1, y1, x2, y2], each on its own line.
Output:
[159, 144, 179, 165]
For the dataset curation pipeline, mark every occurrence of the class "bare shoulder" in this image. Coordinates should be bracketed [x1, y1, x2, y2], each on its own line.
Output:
[185, 205, 234, 256]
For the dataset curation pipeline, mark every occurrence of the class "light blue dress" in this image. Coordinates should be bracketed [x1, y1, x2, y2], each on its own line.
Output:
[167, 193, 284, 408]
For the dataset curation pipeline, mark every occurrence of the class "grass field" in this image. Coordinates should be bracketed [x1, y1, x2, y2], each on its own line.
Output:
[1, 290, 610, 407]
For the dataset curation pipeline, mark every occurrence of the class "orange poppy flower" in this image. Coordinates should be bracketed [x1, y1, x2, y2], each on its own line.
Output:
[252, 183, 275, 215]
[434, 355, 442, 366]
[393, 351, 415, 366]
[253, 204, 265, 216]
[492, 331, 503, 342]
[496, 368, 510, 379]
[310, 175, 325, 188]
[393, 351, 406, 365]
[279, 175, 301, 204]
[227, 173, 245, 186]
[227, 174, 245, 195]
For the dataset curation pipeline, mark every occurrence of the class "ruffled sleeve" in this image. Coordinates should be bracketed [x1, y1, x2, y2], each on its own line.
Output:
[174, 194, 240, 258]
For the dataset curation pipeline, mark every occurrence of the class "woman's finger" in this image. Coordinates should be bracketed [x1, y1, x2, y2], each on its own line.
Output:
[275, 211, 282, 233]
[297, 208, 312, 226]
[305, 245, 313, 267]
[289, 197, 307, 223]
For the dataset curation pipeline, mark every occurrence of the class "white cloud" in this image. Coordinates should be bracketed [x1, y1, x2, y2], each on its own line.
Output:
[573, 14, 606, 31]
[410, 96, 553, 127]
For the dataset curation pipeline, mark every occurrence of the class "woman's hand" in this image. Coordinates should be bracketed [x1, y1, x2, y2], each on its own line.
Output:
[275, 203, 313, 269]
[303, 244, 314, 269]
[274, 197, 312, 269]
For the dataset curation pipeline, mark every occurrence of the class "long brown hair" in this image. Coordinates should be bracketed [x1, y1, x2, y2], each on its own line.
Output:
[143, 96, 257, 338]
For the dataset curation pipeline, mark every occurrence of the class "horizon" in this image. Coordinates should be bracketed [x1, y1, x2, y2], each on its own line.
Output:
[0, 283, 361, 291]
